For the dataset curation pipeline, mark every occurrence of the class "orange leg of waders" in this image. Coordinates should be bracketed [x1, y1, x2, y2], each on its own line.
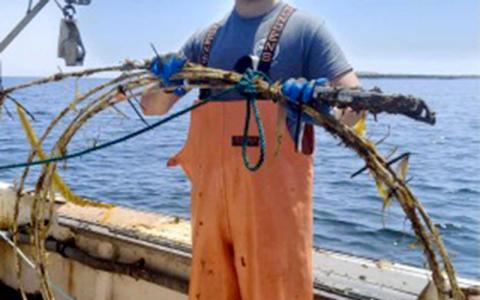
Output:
[169, 100, 313, 300]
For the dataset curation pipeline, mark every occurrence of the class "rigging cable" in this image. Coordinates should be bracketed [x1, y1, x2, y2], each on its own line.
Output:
[0, 230, 75, 300]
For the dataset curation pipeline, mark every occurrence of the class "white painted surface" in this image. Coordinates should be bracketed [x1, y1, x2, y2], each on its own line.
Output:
[0, 181, 478, 300]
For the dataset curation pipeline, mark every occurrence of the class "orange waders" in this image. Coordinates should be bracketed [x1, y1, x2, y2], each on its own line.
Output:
[169, 4, 314, 299]
[168, 100, 314, 300]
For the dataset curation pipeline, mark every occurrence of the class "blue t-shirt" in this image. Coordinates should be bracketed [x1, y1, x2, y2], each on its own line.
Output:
[181, 1, 352, 99]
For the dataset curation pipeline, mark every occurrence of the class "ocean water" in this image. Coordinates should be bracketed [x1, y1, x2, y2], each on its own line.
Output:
[1, 77, 479, 280]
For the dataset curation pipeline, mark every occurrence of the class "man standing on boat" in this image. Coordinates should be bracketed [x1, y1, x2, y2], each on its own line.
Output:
[142, 0, 360, 299]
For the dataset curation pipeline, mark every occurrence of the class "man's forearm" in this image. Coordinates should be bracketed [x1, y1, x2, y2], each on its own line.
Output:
[141, 84, 181, 116]
[330, 71, 363, 127]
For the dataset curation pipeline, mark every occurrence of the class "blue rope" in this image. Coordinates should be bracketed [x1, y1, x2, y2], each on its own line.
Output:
[0, 70, 272, 172]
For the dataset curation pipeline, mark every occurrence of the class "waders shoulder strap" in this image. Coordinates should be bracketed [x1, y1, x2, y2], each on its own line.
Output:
[199, 4, 296, 97]
[200, 23, 221, 67]
[257, 4, 296, 74]
[257, 4, 313, 155]
[199, 23, 221, 99]
[253, 4, 313, 155]
[199, 4, 296, 70]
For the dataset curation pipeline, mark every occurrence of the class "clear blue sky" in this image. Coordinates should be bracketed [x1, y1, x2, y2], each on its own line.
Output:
[1, 0, 479, 76]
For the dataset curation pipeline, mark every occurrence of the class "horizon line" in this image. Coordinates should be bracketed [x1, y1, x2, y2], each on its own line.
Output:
[2, 71, 480, 80]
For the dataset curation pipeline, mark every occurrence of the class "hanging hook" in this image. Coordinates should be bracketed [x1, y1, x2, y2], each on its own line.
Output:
[62, 4, 76, 19]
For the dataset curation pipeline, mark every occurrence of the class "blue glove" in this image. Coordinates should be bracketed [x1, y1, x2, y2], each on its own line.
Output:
[149, 53, 188, 97]
[282, 78, 330, 123]
[282, 78, 330, 150]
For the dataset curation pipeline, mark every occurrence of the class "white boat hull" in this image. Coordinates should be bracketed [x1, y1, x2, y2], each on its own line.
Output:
[0, 182, 478, 300]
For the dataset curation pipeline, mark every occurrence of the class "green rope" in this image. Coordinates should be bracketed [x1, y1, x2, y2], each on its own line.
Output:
[0, 88, 232, 171]
[236, 69, 270, 172]
[241, 97, 266, 172]
[0, 69, 272, 172]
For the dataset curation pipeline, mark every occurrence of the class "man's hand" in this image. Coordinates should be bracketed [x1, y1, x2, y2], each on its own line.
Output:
[149, 53, 188, 97]
[331, 71, 363, 127]
[281, 78, 330, 148]
[141, 53, 189, 116]
[281, 77, 331, 125]
[280, 72, 364, 143]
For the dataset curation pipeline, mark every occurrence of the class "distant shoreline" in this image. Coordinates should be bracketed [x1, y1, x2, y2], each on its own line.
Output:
[357, 72, 480, 79]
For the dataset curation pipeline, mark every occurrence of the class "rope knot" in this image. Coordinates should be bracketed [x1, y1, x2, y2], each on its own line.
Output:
[234, 68, 272, 172]
[235, 69, 270, 98]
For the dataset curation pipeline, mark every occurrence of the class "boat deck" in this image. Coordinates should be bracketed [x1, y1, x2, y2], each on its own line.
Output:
[0, 183, 479, 299]
[56, 203, 479, 300]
